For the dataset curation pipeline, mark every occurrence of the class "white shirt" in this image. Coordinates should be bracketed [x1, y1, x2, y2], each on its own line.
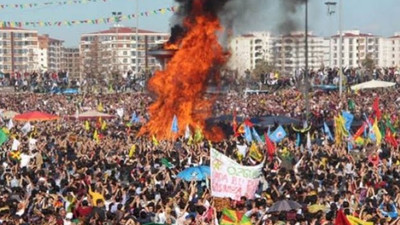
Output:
[28, 138, 37, 151]
[237, 144, 247, 156]
[11, 139, 20, 151]
[20, 153, 35, 168]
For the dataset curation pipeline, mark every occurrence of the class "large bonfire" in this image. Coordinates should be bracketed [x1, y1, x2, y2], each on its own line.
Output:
[139, 0, 228, 140]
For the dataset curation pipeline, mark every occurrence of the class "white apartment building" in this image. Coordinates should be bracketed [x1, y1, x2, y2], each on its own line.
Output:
[38, 34, 64, 72]
[228, 32, 275, 76]
[328, 30, 379, 68]
[62, 47, 80, 78]
[0, 27, 39, 74]
[274, 32, 326, 75]
[38, 46, 48, 71]
[379, 33, 400, 67]
[228, 31, 326, 76]
[228, 30, 400, 77]
[80, 26, 169, 78]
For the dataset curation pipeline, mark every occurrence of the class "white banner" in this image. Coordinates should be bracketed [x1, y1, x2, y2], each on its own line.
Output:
[210, 148, 263, 200]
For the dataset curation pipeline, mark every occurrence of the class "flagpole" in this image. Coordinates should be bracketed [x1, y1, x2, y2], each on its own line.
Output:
[135, 0, 140, 82]
[304, 0, 310, 121]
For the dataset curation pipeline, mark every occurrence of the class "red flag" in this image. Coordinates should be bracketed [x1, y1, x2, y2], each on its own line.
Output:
[334, 209, 351, 225]
[244, 118, 254, 127]
[96, 117, 102, 129]
[264, 133, 275, 161]
[232, 111, 238, 136]
[385, 128, 398, 148]
[353, 123, 366, 140]
[237, 123, 245, 135]
[372, 97, 381, 120]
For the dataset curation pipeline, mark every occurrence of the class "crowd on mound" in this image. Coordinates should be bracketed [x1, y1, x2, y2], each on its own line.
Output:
[0, 88, 399, 225]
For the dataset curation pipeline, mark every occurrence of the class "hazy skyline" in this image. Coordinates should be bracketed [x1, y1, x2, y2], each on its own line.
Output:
[0, 0, 399, 47]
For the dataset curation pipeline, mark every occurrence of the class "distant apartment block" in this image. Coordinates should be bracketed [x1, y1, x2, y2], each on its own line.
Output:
[228, 30, 400, 76]
[274, 32, 327, 75]
[62, 47, 80, 78]
[328, 30, 379, 68]
[38, 34, 64, 72]
[0, 27, 39, 74]
[80, 26, 169, 78]
[228, 32, 275, 75]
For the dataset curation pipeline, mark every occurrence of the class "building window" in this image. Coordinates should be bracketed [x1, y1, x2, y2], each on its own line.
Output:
[123, 51, 127, 55]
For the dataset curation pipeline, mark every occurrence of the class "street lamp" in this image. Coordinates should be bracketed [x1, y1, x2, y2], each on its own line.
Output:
[304, 0, 310, 120]
[325, 1, 336, 15]
[135, 0, 140, 81]
[112, 11, 122, 83]
[325, 0, 343, 96]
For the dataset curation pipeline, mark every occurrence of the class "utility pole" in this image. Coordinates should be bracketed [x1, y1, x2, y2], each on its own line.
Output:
[325, 0, 342, 96]
[304, 0, 310, 120]
[338, 0, 343, 96]
[112, 11, 122, 86]
[135, 0, 140, 82]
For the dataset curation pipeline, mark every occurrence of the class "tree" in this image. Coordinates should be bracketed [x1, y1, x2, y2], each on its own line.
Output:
[251, 59, 274, 81]
[362, 53, 375, 71]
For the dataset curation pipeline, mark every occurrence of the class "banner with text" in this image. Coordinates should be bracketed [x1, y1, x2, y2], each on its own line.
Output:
[211, 148, 263, 201]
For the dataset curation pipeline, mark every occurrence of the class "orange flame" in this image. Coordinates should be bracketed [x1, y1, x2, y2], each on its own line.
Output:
[164, 42, 179, 50]
[139, 0, 228, 141]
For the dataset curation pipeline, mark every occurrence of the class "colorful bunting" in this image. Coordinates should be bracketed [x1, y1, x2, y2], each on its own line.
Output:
[0, 0, 114, 10]
[0, 6, 177, 28]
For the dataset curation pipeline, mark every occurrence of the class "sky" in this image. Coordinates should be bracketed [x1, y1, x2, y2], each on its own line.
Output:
[0, 0, 399, 47]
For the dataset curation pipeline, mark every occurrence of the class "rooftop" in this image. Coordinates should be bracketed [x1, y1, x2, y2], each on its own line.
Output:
[39, 35, 64, 43]
[331, 32, 376, 38]
[0, 27, 35, 32]
[241, 34, 255, 38]
[85, 27, 164, 35]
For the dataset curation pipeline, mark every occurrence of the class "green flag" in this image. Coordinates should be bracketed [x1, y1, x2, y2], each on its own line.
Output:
[161, 158, 173, 168]
[386, 118, 396, 133]
[0, 129, 8, 146]
[379, 121, 386, 139]
[348, 99, 355, 111]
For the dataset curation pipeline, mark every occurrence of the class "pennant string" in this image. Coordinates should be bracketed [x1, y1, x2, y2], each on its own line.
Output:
[0, 6, 177, 28]
[0, 0, 113, 10]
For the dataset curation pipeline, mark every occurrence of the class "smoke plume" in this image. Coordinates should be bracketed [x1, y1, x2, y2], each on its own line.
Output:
[167, 0, 232, 44]
[278, 0, 307, 34]
[169, 0, 311, 44]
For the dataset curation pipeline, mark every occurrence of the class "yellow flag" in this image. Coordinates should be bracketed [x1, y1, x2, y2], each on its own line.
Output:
[372, 119, 382, 146]
[194, 128, 203, 143]
[129, 145, 136, 158]
[2, 127, 9, 135]
[249, 142, 263, 162]
[355, 136, 365, 146]
[101, 120, 107, 131]
[334, 116, 342, 145]
[84, 121, 90, 131]
[97, 102, 104, 112]
[347, 215, 373, 225]
[334, 115, 348, 145]
[187, 136, 193, 146]
[93, 130, 99, 143]
[10, 150, 21, 161]
[152, 135, 159, 146]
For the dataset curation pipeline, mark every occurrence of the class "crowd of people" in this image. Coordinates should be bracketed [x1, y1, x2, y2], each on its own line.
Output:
[0, 79, 399, 225]
[0, 70, 148, 94]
